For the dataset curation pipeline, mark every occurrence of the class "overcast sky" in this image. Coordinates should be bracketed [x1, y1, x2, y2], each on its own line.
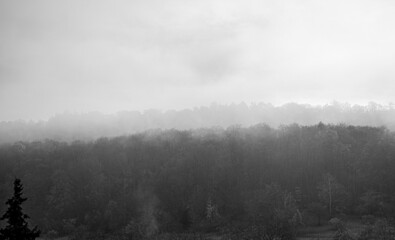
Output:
[1, 0, 395, 121]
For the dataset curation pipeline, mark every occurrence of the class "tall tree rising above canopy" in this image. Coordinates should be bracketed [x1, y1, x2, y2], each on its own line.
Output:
[0, 178, 40, 240]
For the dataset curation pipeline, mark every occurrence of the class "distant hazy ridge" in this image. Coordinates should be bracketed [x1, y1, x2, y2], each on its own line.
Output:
[1, 102, 394, 144]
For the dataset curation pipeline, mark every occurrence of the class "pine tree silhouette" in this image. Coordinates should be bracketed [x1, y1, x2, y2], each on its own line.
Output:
[0, 178, 40, 240]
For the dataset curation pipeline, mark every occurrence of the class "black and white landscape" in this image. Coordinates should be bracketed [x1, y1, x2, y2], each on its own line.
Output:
[1, 1, 395, 239]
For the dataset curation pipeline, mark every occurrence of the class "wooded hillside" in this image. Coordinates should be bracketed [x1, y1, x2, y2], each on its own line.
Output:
[0, 123, 394, 239]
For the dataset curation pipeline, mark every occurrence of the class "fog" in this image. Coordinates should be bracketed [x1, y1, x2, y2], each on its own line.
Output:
[1, 0, 395, 121]
[0, 102, 394, 144]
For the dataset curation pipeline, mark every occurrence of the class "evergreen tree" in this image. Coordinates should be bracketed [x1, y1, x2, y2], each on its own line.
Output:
[0, 178, 40, 240]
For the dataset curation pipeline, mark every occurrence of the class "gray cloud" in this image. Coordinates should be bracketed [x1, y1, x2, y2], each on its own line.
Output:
[1, 0, 395, 120]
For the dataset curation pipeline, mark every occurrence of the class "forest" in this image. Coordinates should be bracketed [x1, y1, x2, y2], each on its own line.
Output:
[0, 123, 395, 239]
[1, 102, 395, 144]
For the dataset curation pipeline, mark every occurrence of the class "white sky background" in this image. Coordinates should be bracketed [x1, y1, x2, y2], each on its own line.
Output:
[1, 0, 395, 121]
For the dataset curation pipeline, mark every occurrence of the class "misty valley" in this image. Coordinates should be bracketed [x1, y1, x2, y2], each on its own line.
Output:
[1, 121, 395, 239]
[2, 0, 395, 238]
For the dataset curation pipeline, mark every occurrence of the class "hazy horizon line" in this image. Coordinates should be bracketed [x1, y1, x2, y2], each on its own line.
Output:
[2, 100, 394, 123]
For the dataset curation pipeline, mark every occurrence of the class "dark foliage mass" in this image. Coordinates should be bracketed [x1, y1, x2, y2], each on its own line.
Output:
[0, 178, 40, 240]
[0, 123, 395, 239]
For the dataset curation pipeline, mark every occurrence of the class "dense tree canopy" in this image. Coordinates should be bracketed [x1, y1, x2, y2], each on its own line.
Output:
[0, 123, 394, 239]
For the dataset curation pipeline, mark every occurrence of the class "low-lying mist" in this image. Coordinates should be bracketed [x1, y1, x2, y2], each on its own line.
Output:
[1, 102, 394, 144]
